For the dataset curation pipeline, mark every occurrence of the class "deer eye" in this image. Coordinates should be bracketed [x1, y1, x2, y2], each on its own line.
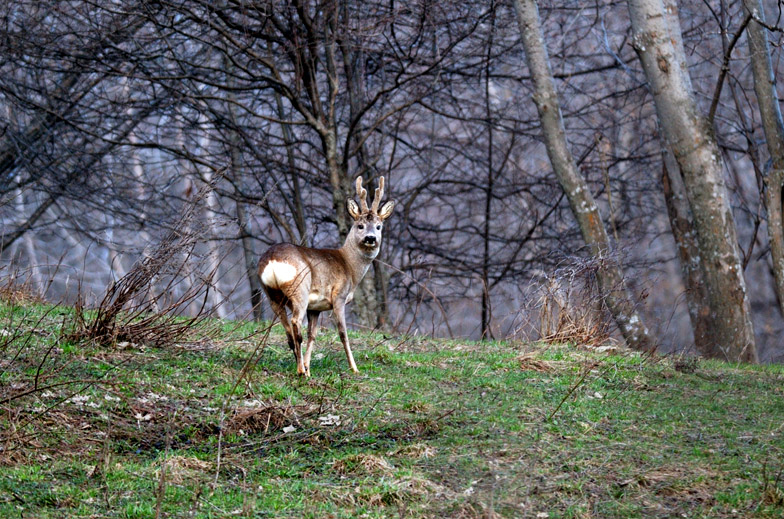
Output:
[376, 225, 382, 230]
[358, 224, 365, 230]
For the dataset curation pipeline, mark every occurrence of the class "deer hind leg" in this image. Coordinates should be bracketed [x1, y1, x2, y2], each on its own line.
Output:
[264, 288, 297, 353]
[264, 288, 306, 377]
[333, 302, 359, 373]
[289, 303, 309, 376]
[303, 310, 320, 377]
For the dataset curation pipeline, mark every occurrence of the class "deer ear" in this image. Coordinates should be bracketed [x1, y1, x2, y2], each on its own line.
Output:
[378, 200, 395, 220]
[346, 198, 362, 220]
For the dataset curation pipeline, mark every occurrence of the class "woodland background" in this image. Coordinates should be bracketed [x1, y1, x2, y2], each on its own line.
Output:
[1, 0, 783, 361]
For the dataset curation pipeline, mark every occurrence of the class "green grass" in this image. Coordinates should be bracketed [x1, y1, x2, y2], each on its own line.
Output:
[1, 298, 784, 518]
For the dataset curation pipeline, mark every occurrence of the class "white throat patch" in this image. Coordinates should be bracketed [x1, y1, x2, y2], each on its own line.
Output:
[260, 260, 298, 289]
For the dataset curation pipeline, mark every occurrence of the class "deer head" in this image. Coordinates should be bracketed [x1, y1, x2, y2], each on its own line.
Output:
[346, 176, 395, 259]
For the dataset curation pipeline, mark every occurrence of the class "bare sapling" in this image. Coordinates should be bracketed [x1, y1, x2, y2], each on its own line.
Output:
[258, 176, 395, 377]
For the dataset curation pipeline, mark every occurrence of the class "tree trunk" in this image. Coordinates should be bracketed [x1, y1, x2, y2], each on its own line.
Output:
[14, 180, 43, 294]
[661, 151, 713, 354]
[742, 0, 784, 318]
[200, 167, 228, 319]
[337, 8, 386, 329]
[512, 0, 654, 352]
[272, 88, 309, 247]
[481, 4, 497, 341]
[627, 0, 757, 362]
[237, 200, 264, 321]
[129, 125, 160, 313]
[323, 131, 380, 328]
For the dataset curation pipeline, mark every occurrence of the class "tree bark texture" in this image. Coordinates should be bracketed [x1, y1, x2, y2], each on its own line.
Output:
[627, 0, 757, 362]
[742, 0, 784, 318]
[661, 151, 713, 354]
[512, 0, 655, 352]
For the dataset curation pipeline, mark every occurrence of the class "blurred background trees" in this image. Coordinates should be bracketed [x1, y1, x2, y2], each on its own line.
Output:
[2, 0, 783, 362]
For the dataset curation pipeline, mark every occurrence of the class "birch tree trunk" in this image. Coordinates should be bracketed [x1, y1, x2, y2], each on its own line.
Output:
[197, 123, 228, 319]
[742, 0, 784, 318]
[512, 0, 654, 352]
[627, 0, 757, 362]
[14, 179, 42, 294]
[129, 126, 160, 313]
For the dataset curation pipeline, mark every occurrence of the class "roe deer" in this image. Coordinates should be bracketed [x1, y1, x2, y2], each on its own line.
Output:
[258, 176, 395, 377]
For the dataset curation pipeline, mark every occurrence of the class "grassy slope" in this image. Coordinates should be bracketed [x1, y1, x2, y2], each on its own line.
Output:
[1, 299, 783, 518]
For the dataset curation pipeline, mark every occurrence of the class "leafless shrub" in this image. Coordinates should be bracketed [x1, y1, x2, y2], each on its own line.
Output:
[0, 266, 45, 305]
[69, 188, 222, 348]
[673, 355, 698, 374]
[522, 255, 633, 348]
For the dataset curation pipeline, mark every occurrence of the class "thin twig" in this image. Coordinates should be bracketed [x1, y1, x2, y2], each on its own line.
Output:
[708, 13, 752, 125]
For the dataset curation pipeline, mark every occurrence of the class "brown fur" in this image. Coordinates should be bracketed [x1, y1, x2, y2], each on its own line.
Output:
[258, 177, 395, 377]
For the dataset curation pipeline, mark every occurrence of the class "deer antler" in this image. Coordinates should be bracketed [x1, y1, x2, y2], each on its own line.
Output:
[355, 176, 369, 212]
[370, 176, 385, 213]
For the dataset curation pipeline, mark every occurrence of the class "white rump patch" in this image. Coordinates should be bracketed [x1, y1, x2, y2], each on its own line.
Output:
[261, 260, 298, 289]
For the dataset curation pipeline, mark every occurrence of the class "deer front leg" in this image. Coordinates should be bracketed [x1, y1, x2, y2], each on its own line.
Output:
[303, 310, 320, 377]
[333, 302, 359, 373]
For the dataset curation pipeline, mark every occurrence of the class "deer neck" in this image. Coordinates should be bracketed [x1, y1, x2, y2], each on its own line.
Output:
[339, 238, 377, 287]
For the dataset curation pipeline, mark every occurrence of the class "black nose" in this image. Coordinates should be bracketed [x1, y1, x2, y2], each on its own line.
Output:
[363, 236, 377, 245]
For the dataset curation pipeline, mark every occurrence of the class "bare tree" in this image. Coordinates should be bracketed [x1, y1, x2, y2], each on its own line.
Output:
[512, 0, 654, 352]
[2, 0, 782, 360]
[741, 0, 784, 317]
[627, 0, 757, 362]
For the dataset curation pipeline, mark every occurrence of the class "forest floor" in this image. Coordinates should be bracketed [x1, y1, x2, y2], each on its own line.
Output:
[1, 296, 783, 518]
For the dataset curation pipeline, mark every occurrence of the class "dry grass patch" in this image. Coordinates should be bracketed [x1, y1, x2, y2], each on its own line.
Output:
[331, 453, 394, 476]
[394, 474, 453, 499]
[0, 270, 44, 305]
[0, 406, 106, 464]
[328, 472, 452, 509]
[225, 401, 313, 436]
[617, 464, 721, 506]
[517, 353, 555, 373]
[388, 442, 437, 460]
[762, 483, 784, 507]
[155, 455, 212, 484]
